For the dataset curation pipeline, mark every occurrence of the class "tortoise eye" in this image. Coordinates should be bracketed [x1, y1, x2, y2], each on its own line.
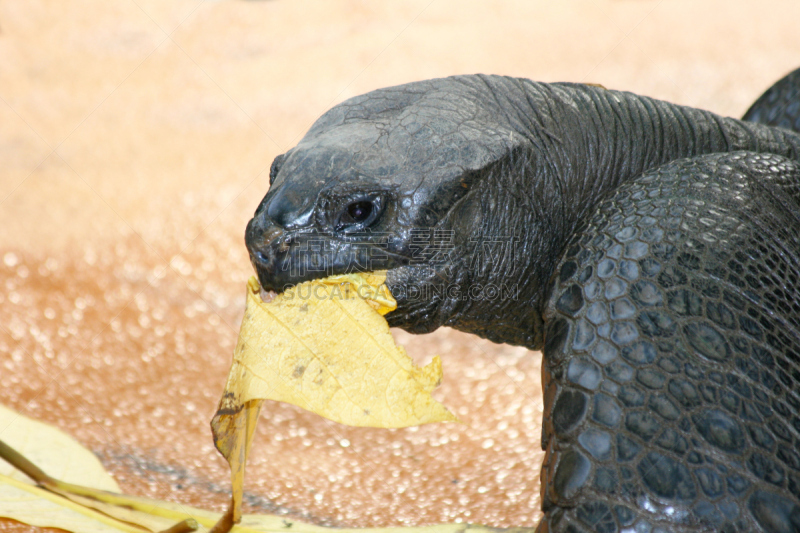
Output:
[336, 196, 383, 232]
[345, 201, 373, 223]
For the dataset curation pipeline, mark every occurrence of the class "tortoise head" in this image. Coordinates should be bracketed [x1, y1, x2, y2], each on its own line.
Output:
[246, 76, 558, 347]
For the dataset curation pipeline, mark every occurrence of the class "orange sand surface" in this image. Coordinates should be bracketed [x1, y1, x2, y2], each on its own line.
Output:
[1, 1, 799, 531]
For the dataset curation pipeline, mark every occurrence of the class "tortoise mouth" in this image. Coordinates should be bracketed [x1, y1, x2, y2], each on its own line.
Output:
[244, 223, 462, 334]
[245, 216, 408, 294]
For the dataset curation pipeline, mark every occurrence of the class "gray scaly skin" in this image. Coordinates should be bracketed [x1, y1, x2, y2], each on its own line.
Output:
[245, 71, 800, 532]
[743, 67, 800, 131]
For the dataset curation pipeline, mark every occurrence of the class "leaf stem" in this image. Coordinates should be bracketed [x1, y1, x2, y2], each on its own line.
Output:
[0, 437, 55, 486]
[0, 437, 201, 532]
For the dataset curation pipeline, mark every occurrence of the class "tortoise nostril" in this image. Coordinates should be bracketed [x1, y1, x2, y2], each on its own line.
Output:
[245, 213, 287, 265]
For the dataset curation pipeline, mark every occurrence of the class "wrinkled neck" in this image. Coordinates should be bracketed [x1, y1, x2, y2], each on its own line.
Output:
[444, 81, 800, 349]
[516, 83, 800, 227]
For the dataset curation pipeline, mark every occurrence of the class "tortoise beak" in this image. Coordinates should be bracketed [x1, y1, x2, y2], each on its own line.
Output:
[245, 205, 397, 294]
[245, 215, 292, 293]
[245, 180, 325, 292]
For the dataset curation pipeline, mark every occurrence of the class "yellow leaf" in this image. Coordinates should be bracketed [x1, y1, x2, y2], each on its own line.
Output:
[0, 404, 149, 532]
[209, 272, 456, 531]
[0, 404, 119, 492]
[217, 273, 456, 428]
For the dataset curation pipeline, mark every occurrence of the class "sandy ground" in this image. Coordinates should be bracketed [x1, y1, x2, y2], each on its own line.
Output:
[1, 1, 799, 531]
